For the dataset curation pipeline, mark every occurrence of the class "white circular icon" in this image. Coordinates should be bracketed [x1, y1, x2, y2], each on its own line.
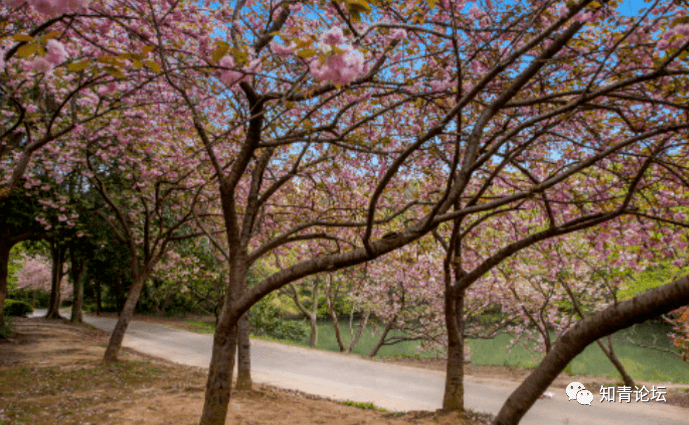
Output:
[576, 389, 593, 406]
[566, 382, 586, 401]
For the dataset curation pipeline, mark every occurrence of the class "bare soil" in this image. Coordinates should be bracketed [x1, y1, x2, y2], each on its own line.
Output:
[0, 317, 493, 425]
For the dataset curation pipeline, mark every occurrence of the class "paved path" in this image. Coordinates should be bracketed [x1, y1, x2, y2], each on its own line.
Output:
[32, 310, 688, 424]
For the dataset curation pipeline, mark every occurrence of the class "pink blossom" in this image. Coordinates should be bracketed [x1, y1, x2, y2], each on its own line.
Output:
[310, 46, 364, 85]
[46, 39, 68, 65]
[390, 29, 407, 41]
[270, 41, 296, 56]
[26, 0, 89, 15]
[2, 0, 25, 7]
[31, 56, 53, 73]
[321, 27, 345, 45]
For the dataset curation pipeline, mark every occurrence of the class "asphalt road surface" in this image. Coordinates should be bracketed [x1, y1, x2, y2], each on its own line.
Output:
[31, 310, 688, 424]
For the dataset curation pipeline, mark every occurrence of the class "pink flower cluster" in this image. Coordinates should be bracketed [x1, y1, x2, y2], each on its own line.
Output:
[2, 0, 90, 15]
[309, 27, 365, 85]
[31, 39, 68, 73]
[217, 55, 261, 86]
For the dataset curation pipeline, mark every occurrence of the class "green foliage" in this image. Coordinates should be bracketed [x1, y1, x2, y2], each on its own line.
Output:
[340, 400, 386, 411]
[618, 264, 689, 300]
[249, 294, 309, 342]
[2, 299, 34, 317]
[0, 316, 13, 339]
[316, 294, 354, 319]
[8, 288, 50, 308]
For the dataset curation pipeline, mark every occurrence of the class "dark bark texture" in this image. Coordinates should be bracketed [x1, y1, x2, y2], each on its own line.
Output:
[236, 312, 252, 390]
[495, 275, 689, 425]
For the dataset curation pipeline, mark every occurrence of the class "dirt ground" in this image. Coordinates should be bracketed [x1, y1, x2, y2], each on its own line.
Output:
[0, 317, 493, 425]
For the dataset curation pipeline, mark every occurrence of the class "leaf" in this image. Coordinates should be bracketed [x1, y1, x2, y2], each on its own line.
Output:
[671, 17, 689, 27]
[104, 66, 125, 78]
[12, 34, 35, 42]
[131, 59, 144, 69]
[67, 61, 91, 72]
[98, 56, 125, 67]
[42, 31, 62, 40]
[16, 43, 38, 58]
[427, 0, 436, 9]
[141, 45, 156, 54]
[297, 49, 318, 58]
[144, 60, 161, 73]
[211, 42, 230, 63]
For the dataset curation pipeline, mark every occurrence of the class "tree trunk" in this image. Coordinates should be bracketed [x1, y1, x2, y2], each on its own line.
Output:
[103, 273, 148, 362]
[347, 310, 370, 353]
[369, 317, 396, 357]
[95, 278, 101, 315]
[200, 316, 239, 425]
[46, 242, 65, 319]
[596, 335, 635, 387]
[443, 289, 465, 411]
[70, 254, 87, 324]
[495, 275, 689, 425]
[236, 312, 252, 390]
[326, 280, 346, 351]
[0, 240, 11, 328]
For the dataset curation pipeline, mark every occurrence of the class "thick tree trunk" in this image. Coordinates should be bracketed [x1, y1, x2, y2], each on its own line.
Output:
[596, 335, 635, 387]
[103, 273, 148, 362]
[200, 316, 239, 425]
[495, 275, 689, 425]
[308, 316, 318, 347]
[236, 312, 252, 390]
[347, 310, 370, 353]
[46, 243, 65, 319]
[368, 318, 395, 357]
[0, 240, 11, 328]
[443, 289, 465, 411]
[70, 255, 87, 324]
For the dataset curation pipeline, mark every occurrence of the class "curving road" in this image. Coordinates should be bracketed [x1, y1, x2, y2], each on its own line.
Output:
[32, 310, 688, 424]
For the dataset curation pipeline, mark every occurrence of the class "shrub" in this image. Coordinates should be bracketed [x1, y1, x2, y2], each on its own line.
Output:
[0, 316, 13, 339]
[3, 299, 34, 317]
[250, 294, 309, 342]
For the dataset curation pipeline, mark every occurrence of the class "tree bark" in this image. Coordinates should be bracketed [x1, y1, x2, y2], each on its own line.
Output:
[347, 310, 370, 353]
[236, 312, 252, 390]
[443, 289, 465, 411]
[102, 273, 148, 362]
[368, 317, 396, 357]
[495, 275, 689, 425]
[287, 281, 319, 347]
[326, 279, 346, 352]
[46, 242, 65, 319]
[0, 240, 11, 328]
[200, 316, 239, 425]
[70, 253, 87, 324]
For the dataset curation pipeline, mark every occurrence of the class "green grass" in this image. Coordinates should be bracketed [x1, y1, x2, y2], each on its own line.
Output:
[340, 400, 387, 411]
[175, 315, 689, 384]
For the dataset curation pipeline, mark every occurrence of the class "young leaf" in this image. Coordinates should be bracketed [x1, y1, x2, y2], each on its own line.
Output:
[144, 60, 161, 73]
[297, 49, 318, 58]
[12, 34, 35, 42]
[42, 31, 62, 40]
[17, 43, 38, 58]
[67, 61, 91, 72]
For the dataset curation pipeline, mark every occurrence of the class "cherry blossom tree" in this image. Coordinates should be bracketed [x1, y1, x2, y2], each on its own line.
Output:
[6, 1, 689, 424]
[135, 0, 689, 422]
